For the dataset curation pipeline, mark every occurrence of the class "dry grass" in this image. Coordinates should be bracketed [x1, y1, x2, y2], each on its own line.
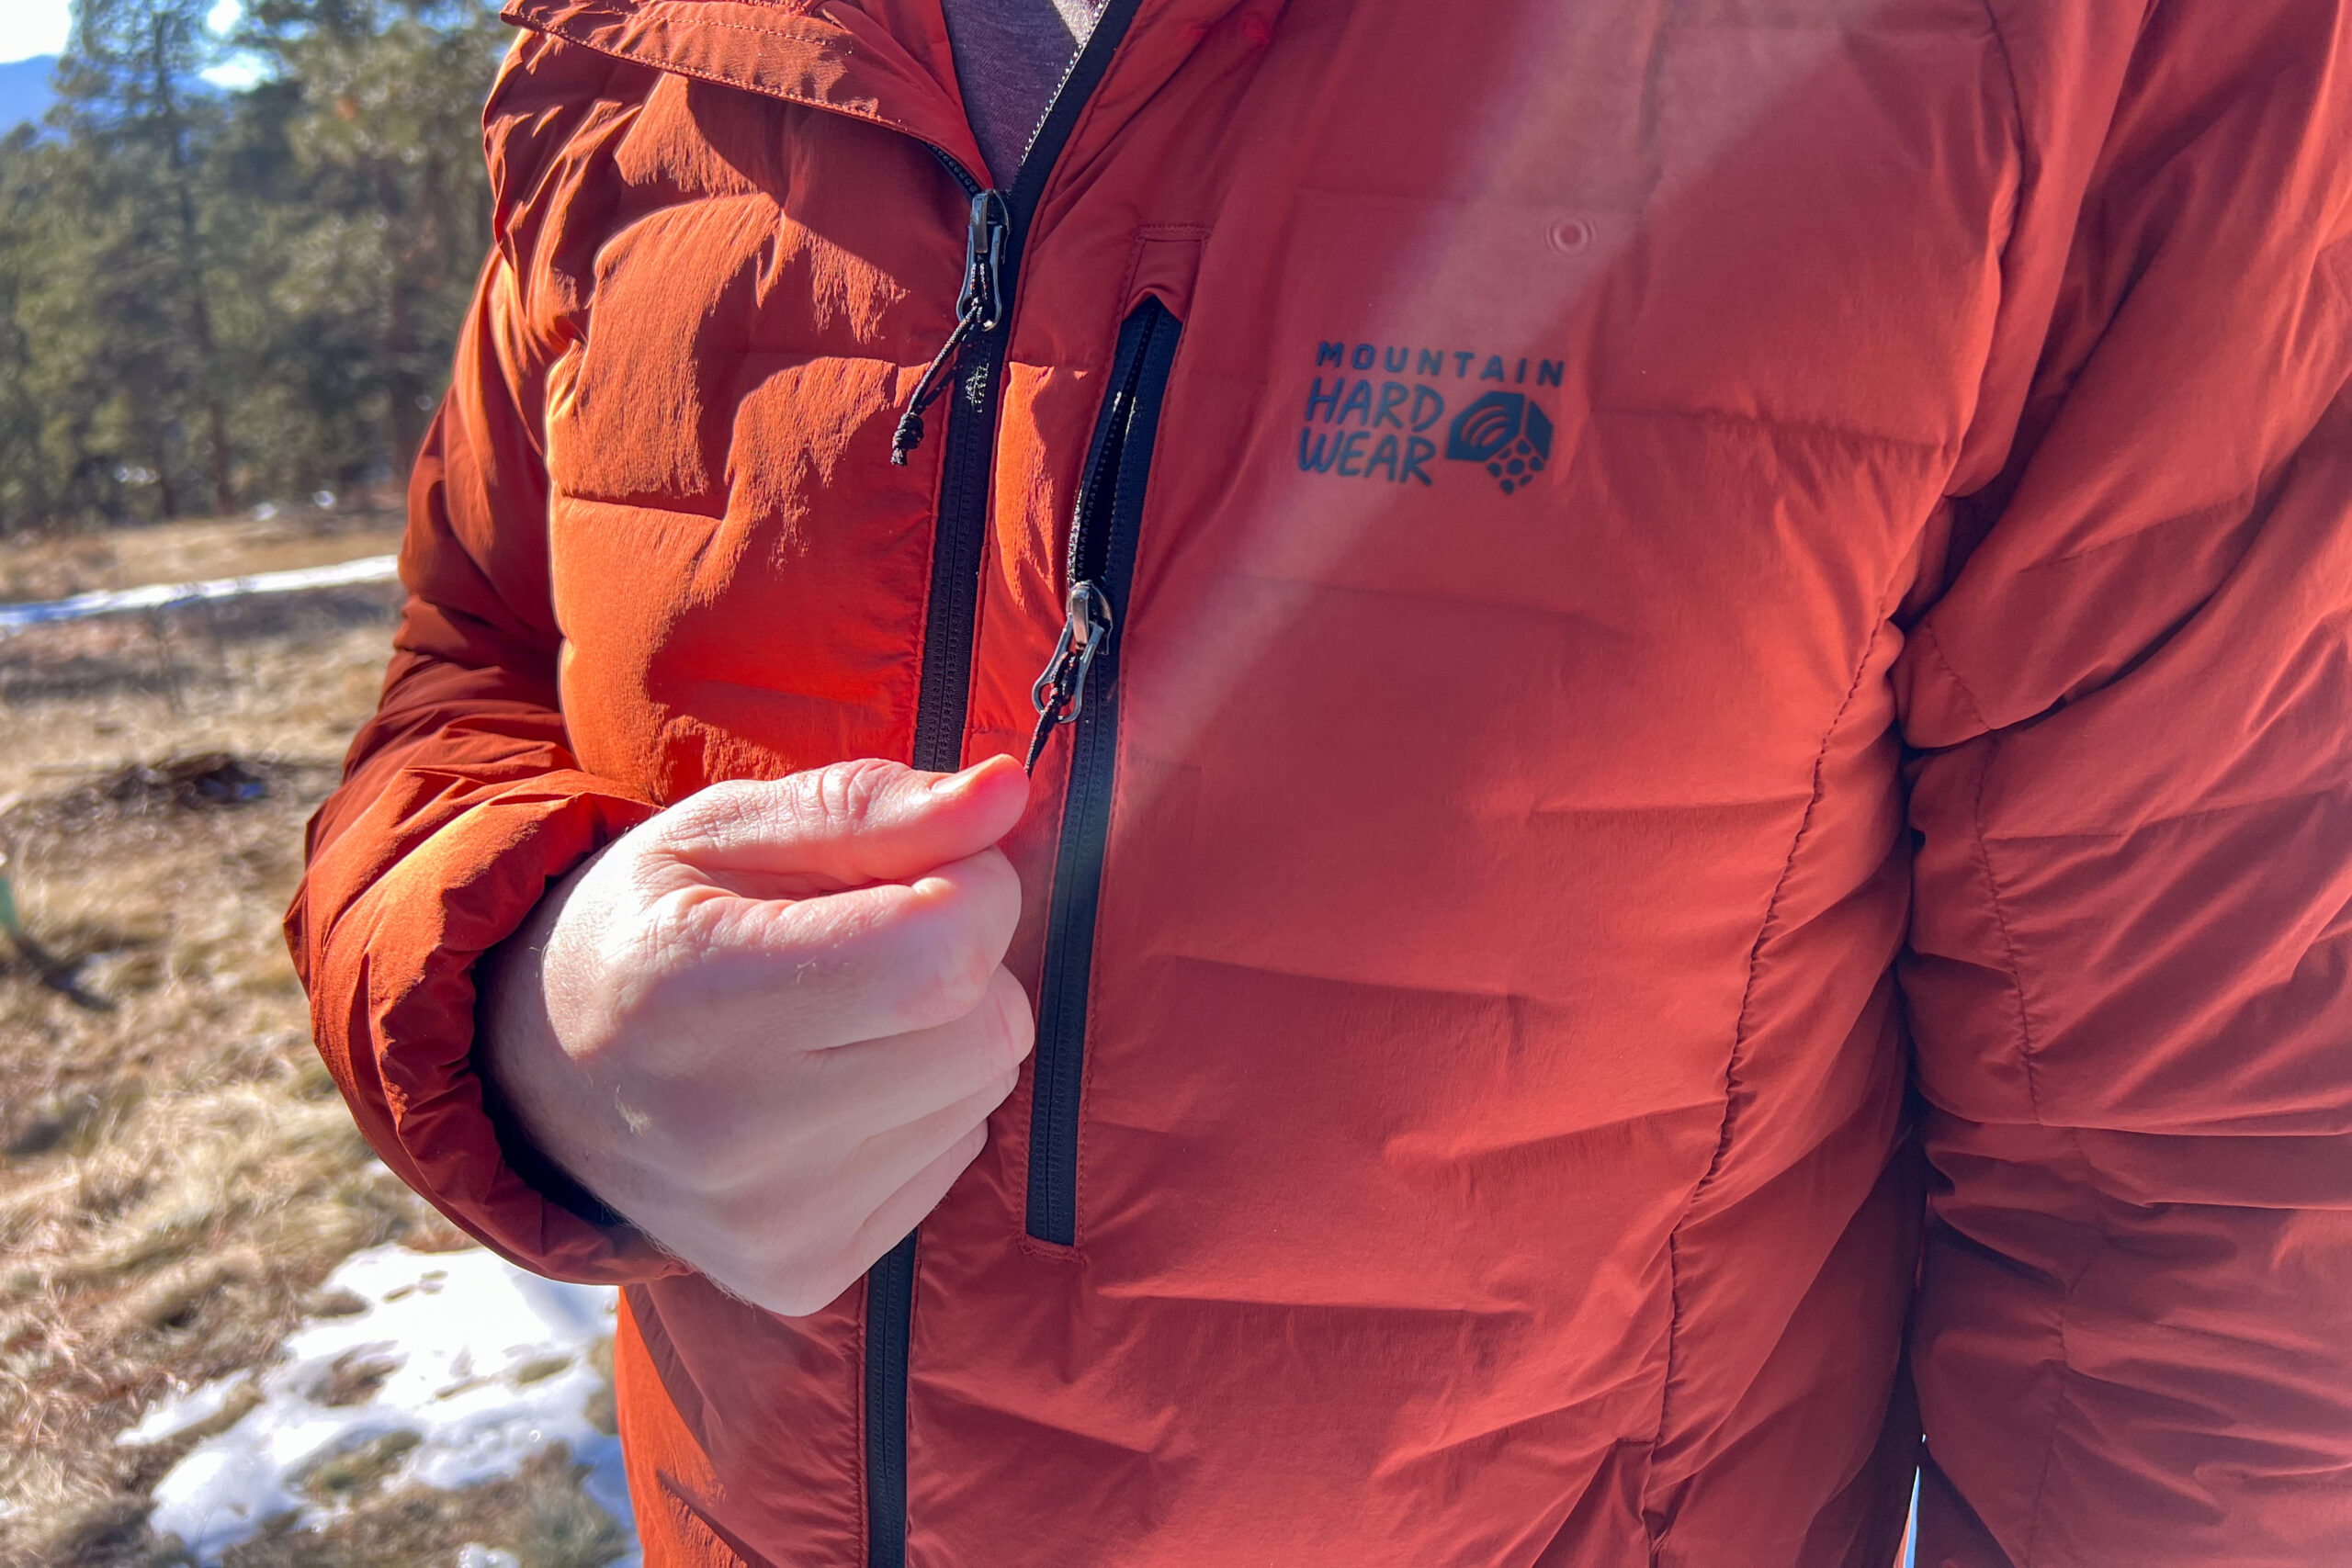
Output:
[0, 598, 401, 811]
[0, 515, 626, 1567]
[216, 1446, 626, 1568]
[0, 506, 405, 604]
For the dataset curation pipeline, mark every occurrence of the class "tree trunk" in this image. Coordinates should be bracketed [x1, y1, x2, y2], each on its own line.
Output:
[153, 14, 232, 514]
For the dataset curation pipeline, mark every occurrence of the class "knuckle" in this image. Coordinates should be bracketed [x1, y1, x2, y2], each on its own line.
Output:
[944, 931, 1001, 1015]
[951, 1020, 1023, 1105]
[798, 757, 902, 837]
[964, 848, 1023, 937]
[929, 941, 1001, 1028]
[658, 776, 767, 844]
[593, 907, 713, 1035]
[616, 897, 693, 987]
[888, 903, 998, 1031]
[552, 927, 672, 1056]
[979, 971, 1034, 1075]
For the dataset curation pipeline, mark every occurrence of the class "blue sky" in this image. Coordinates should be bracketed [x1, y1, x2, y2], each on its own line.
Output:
[0, 2, 245, 66]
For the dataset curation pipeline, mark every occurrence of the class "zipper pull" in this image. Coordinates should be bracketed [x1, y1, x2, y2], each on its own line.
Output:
[1023, 580, 1114, 773]
[957, 188, 1009, 333]
[891, 189, 1010, 466]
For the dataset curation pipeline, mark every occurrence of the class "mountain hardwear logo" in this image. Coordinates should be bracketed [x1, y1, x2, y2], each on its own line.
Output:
[1295, 340, 1559, 495]
[1445, 392, 1553, 494]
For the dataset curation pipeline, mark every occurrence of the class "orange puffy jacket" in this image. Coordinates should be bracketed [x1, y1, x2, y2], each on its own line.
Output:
[288, 0, 2352, 1562]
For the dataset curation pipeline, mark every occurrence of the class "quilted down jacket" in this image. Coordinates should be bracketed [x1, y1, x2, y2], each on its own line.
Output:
[288, 0, 2352, 1562]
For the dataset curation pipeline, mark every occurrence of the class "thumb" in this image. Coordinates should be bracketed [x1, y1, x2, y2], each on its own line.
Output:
[660, 754, 1030, 891]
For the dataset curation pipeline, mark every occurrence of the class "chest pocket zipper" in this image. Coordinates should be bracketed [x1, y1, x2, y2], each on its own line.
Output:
[1023, 297, 1184, 1247]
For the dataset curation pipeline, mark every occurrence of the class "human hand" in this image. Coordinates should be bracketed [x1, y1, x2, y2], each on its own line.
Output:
[478, 755, 1033, 1314]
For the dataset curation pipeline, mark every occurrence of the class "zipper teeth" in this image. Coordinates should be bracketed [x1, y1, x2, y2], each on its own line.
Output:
[1027, 316, 1148, 1235]
[874, 0, 1155, 1557]
[1024, 303, 1178, 1247]
[911, 354, 1001, 771]
[924, 144, 982, 197]
[863, 1236, 914, 1562]
[1034, 692, 1113, 1240]
[1068, 417, 1116, 585]
[1068, 348, 1149, 585]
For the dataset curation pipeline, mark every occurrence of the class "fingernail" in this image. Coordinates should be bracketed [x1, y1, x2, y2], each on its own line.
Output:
[928, 754, 1014, 796]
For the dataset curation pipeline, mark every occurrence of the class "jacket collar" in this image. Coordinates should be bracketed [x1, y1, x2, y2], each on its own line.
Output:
[503, 0, 983, 171]
[502, 0, 1275, 189]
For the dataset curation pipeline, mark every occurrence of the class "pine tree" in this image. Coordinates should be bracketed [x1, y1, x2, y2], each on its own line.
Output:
[58, 0, 236, 517]
[0, 0, 505, 533]
[240, 0, 504, 481]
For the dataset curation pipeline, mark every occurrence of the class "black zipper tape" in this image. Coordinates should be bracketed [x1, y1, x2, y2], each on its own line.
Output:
[863, 1232, 916, 1566]
[908, 0, 1149, 773]
[1026, 299, 1182, 1247]
[864, 2, 1153, 1561]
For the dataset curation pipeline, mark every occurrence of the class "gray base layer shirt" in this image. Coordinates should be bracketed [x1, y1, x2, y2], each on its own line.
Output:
[938, 0, 1109, 184]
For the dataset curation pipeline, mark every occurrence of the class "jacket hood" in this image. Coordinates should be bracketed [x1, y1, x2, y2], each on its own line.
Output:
[501, 0, 1277, 187]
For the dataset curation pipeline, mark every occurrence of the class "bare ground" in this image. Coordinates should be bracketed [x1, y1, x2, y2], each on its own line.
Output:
[0, 515, 627, 1566]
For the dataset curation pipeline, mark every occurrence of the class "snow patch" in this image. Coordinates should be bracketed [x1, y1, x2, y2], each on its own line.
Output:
[125, 1243, 639, 1563]
[0, 553, 399, 632]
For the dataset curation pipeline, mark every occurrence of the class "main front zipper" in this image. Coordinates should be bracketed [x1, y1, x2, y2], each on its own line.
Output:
[1023, 299, 1182, 1247]
[864, 4, 1150, 1564]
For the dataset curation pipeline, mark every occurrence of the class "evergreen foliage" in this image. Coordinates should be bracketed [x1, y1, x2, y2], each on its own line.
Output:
[0, 1, 504, 531]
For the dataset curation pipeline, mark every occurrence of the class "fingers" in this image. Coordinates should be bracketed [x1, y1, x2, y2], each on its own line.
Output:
[794, 966, 1034, 1129]
[660, 755, 1031, 895]
[699, 1082, 1006, 1317]
[840, 1122, 990, 1282]
[661, 966, 1030, 1189]
[618, 965, 1029, 1202]
[558, 752, 1039, 1319]
[653, 841, 1022, 1052]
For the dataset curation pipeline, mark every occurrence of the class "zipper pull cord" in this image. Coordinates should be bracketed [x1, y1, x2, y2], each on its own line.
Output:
[889, 303, 980, 464]
[892, 188, 1009, 466]
[1024, 580, 1114, 773]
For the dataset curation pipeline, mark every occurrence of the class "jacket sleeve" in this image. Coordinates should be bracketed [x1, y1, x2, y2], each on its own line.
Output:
[1899, 3, 2352, 1562]
[286, 36, 683, 1284]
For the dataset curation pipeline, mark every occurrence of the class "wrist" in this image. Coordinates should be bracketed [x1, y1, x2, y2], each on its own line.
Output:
[474, 858, 624, 1224]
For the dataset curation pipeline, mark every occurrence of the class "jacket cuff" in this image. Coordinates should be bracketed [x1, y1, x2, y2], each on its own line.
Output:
[295, 771, 684, 1284]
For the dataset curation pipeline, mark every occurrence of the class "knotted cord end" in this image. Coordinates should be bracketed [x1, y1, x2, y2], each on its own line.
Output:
[890, 412, 924, 465]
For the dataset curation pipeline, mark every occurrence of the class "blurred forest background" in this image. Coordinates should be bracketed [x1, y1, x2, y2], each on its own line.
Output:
[0, 0, 503, 534]
[0, 6, 645, 1563]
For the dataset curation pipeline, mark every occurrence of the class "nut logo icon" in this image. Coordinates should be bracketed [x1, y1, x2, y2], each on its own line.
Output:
[1444, 392, 1554, 494]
